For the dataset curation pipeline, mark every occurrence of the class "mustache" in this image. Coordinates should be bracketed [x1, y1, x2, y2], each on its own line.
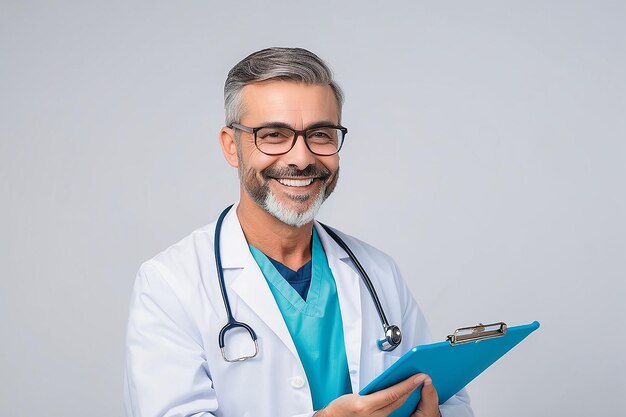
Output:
[261, 164, 332, 180]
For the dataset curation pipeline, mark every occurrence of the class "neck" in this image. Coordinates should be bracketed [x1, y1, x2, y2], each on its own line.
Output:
[236, 194, 313, 270]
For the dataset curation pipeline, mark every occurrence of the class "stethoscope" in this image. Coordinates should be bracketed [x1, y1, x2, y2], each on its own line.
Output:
[215, 205, 402, 362]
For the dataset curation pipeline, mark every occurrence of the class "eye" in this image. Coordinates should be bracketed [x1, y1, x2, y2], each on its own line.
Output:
[310, 130, 331, 138]
[307, 128, 339, 143]
[257, 128, 292, 140]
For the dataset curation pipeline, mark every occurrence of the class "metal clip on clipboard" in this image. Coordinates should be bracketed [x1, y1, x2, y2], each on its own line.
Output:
[447, 322, 507, 345]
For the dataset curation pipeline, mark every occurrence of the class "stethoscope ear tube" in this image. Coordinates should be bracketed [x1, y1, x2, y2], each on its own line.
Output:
[218, 321, 259, 362]
[218, 321, 258, 349]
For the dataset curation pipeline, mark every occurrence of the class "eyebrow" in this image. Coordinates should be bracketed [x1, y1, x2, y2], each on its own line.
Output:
[259, 121, 339, 130]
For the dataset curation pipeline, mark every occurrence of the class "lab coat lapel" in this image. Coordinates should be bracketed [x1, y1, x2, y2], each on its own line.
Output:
[315, 222, 363, 393]
[219, 206, 299, 360]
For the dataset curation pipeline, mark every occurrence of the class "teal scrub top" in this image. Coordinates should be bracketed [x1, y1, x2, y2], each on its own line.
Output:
[249, 228, 352, 410]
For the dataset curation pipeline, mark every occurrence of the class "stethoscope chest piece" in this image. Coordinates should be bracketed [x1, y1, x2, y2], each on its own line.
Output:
[378, 325, 402, 351]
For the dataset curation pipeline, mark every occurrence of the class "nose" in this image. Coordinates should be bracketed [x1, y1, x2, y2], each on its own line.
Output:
[284, 133, 316, 169]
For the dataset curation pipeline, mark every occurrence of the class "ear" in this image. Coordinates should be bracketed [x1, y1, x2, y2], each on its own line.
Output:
[219, 127, 239, 168]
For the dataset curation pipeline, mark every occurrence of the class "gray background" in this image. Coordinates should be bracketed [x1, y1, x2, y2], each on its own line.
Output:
[1, 1, 624, 416]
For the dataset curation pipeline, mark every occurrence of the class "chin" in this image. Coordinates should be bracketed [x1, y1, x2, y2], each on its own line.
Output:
[264, 190, 325, 227]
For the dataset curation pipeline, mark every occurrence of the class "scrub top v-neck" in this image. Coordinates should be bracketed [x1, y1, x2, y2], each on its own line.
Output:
[267, 256, 312, 301]
[248, 227, 352, 410]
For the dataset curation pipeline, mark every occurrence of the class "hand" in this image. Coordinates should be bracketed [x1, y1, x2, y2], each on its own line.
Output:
[314, 374, 430, 417]
[411, 376, 441, 417]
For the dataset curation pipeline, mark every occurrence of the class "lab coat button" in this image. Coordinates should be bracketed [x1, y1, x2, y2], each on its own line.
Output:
[349, 369, 358, 375]
[290, 376, 305, 388]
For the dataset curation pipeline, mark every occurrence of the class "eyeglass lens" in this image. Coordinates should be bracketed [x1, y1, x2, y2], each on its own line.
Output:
[255, 127, 343, 155]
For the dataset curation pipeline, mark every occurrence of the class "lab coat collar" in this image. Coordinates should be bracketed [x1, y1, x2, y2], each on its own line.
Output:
[313, 220, 364, 392]
[312, 220, 351, 261]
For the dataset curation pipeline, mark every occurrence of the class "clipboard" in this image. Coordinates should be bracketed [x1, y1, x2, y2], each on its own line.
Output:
[359, 321, 540, 417]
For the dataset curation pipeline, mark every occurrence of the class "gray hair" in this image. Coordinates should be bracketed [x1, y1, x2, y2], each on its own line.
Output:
[224, 47, 344, 126]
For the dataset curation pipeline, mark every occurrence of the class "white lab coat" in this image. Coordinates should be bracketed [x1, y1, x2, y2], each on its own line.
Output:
[124, 204, 474, 417]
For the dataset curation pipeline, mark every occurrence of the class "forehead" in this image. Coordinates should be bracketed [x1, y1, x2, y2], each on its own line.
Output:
[240, 81, 339, 125]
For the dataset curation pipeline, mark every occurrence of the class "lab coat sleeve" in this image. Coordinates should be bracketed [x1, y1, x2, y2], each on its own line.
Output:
[124, 261, 218, 417]
[393, 261, 475, 417]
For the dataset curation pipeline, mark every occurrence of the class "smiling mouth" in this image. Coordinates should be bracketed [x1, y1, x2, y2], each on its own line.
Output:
[275, 178, 316, 187]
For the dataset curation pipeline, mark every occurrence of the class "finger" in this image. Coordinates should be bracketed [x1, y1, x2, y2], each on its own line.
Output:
[415, 377, 440, 416]
[368, 374, 428, 410]
[377, 374, 430, 415]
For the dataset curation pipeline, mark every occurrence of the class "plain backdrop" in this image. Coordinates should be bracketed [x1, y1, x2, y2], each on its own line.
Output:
[1, 1, 625, 416]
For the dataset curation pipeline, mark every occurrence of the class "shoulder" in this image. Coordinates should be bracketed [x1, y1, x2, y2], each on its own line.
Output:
[136, 222, 217, 290]
[128, 223, 220, 348]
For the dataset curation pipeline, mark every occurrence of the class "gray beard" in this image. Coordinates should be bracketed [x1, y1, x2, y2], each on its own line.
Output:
[238, 164, 338, 228]
[262, 183, 327, 227]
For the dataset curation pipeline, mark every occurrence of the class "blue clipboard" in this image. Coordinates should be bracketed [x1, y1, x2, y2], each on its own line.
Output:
[359, 321, 540, 417]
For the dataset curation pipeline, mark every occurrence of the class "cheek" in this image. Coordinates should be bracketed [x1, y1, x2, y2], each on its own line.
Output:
[322, 156, 340, 173]
[244, 152, 280, 175]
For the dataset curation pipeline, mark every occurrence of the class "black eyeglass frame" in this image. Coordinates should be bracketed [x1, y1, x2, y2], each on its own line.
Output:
[229, 123, 348, 156]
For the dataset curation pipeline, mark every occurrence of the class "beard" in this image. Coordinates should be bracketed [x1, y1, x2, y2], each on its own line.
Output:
[239, 162, 339, 227]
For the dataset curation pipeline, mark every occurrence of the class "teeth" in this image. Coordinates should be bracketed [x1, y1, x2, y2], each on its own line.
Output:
[277, 178, 314, 187]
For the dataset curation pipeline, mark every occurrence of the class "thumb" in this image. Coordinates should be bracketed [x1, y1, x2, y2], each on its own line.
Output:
[415, 378, 440, 416]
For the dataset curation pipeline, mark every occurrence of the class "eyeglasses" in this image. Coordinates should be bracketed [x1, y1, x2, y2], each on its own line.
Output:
[229, 123, 348, 156]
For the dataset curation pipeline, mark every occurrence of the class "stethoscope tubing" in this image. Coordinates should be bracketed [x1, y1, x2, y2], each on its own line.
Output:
[214, 205, 259, 359]
[317, 223, 393, 332]
[214, 204, 401, 361]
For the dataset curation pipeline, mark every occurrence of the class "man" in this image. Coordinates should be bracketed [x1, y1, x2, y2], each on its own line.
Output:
[124, 47, 473, 417]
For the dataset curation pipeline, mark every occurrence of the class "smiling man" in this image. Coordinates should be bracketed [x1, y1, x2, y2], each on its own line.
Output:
[124, 48, 474, 417]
